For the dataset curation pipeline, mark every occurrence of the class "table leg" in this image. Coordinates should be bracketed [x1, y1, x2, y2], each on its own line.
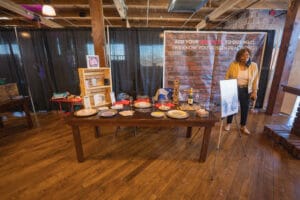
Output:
[199, 126, 212, 162]
[23, 99, 33, 128]
[72, 125, 84, 162]
[94, 126, 101, 138]
[186, 127, 192, 138]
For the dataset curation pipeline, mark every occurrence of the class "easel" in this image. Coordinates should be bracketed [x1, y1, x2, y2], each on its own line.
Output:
[210, 116, 248, 181]
[210, 79, 248, 181]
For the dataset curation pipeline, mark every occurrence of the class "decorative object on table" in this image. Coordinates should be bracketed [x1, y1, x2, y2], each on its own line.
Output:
[110, 91, 116, 104]
[151, 111, 165, 118]
[119, 110, 135, 116]
[83, 96, 91, 109]
[172, 78, 180, 105]
[74, 108, 97, 117]
[117, 92, 130, 101]
[196, 108, 209, 117]
[86, 55, 100, 68]
[78, 68, 112, 108]
[93, 93, 105, 106]
[187, 88, 194, 105]
[166, 110, 189, 119]
[179, 104, 201, 111]
[51, 91, 69, 99]
[99, 109, 117, 117]
[154, 88, 172, 101]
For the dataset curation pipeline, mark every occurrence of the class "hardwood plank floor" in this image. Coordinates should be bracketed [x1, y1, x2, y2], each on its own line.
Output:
[0, 111, 299, 200]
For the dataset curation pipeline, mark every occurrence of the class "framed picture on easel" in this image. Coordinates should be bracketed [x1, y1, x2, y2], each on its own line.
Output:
[220, 79, 239, 118]
[86, 55, 100, 68]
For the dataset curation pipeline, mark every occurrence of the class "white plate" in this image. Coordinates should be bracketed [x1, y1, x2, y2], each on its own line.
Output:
[99, 109, 117, 117]
[196, 109, 209, 117]
[151, 111, 165, 118]
[134, 102, 151, 108]
[158, 105, 170, 111]
[119, 110, 135, 116]
[74, 109, 97, 117]
[98, 106, 109, 111]
[111, 104, 123, 110]
[166, 110, 189, 119]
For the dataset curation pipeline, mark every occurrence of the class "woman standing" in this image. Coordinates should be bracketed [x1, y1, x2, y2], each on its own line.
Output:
[224, 47, 259, 135]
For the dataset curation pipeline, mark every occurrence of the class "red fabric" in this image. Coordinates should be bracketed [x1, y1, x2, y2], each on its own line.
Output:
[155, 102, 174, 108]
[134, 98, 150, 103]
[114, 100, 130, 105]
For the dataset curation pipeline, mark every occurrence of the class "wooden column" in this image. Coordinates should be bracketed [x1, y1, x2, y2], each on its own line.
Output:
[266, 0, 300, 115]
[89, 0, 107, 67]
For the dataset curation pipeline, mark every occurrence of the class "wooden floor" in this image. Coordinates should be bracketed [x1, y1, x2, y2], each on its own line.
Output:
[0, 111, 299, 200]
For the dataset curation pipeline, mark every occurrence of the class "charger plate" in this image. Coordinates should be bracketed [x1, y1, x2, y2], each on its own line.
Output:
[151, 111, 165, 118]
[119, 110, 135, 116]
[74, 108, 97, 117]
[99, 109, 117, 117]
[166, 110, 189, 119]
[134, 102, 151, 108]
[158, 105, 170, 111]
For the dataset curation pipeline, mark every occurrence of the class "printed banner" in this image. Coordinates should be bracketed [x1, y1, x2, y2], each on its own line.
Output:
[164, 31, 267, 105]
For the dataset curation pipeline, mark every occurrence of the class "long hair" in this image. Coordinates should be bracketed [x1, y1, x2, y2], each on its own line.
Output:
[235, 47, 252, 62]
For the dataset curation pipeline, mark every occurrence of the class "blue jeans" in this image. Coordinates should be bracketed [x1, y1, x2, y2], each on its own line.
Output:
[227, 87, 250, 126]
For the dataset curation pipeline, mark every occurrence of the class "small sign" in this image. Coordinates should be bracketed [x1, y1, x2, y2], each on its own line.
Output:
[93, 94, 105, 106]
[83, 96, 91, 109]
[110, 92, 116, 105]
[86, 55, 100, 68]
[220, 79, 239, 118]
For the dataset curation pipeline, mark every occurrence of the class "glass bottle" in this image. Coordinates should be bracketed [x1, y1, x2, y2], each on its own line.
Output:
[187, 88, 193, 105]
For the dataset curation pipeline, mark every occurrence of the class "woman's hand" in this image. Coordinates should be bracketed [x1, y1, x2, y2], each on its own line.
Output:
[250, 91, 257, 101]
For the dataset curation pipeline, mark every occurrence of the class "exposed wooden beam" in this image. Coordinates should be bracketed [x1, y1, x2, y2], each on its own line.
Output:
[0, 0, 63, 28]
[89, 0, 107, 67]
[266, 0, 300, 114]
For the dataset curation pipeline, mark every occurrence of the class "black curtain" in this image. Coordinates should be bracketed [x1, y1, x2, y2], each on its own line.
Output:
[109, 28, 164, 98]
[0, 28, 93, 110]
[0, 30, 27, 94]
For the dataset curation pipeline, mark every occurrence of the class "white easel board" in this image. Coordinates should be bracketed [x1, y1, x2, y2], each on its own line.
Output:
[220, 79, 239, 118]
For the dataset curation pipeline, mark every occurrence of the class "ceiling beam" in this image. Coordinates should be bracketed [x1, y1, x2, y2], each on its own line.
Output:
[196, 0, 260, 30]
[0, 0, 63, 28]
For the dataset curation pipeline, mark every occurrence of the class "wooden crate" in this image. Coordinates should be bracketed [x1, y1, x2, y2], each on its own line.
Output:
[0, 83, 19, 102]
[78, 68, 112, 108]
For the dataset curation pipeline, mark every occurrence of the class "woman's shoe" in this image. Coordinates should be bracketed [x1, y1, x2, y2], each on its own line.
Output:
[241, 126, 250, 135]
[224, 124, 231, 131]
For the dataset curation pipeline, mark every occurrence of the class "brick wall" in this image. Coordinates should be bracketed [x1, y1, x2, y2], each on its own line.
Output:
[222, 10, 286, 48]
[222, 9, 288, 110]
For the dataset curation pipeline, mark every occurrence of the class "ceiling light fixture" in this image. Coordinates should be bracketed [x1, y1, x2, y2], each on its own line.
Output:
[42, 4, 56, 16]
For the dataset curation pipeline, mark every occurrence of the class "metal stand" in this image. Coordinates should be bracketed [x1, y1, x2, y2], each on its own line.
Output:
[211, 115, 248, 181]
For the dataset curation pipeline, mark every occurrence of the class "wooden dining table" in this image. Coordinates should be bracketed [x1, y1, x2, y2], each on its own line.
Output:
[65, 108, 219, 163]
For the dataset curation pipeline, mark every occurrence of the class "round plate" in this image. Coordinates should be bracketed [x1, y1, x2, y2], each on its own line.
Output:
[151, 111, 165, 118]
[119, 110, 135, 116]
[98, 106, 109, 111]
[134, 102, 151, 108]
[158, 105, 170, 111]
[74, 108, 97, 117]
[166, 110, 189, 119]
[99, 109, 117, 117]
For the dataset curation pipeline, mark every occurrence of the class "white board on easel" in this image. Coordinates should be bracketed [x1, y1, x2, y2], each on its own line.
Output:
[220, 79, 239, 118]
